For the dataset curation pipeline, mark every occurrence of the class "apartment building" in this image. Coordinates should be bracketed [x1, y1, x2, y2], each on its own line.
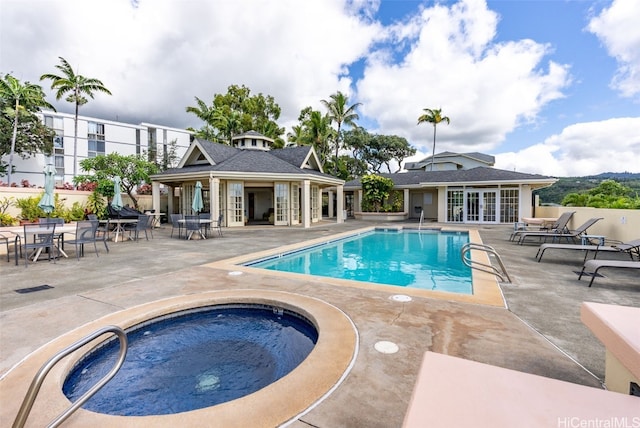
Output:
[4, 111, 192, 187]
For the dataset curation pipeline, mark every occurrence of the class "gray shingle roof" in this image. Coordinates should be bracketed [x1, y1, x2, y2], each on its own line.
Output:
[344, 167, 555, 188]
[270, 146, 312, 168]
[154, 139, 338, 181]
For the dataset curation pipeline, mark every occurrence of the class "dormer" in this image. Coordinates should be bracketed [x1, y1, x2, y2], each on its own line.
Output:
[231, 130, 274, 151]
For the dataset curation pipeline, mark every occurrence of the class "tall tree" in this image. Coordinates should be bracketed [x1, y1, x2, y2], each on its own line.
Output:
[40, 56, 112, 182]
[321, 91, 361, 160]
[417, 108, 450, 171]
[0, 74, 55, 185]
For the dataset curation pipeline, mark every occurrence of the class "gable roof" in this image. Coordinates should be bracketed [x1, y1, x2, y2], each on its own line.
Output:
[270, 146, 323, 171]
[344, 167, 556, 189]
[153, 139, 341, 184]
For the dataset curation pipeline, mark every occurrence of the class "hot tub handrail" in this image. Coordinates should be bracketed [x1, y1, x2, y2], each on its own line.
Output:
[461, 242, 512, 283]
[13, 325, 128, 428]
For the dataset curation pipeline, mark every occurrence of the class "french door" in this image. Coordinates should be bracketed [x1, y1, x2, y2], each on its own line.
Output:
[465, 190, 498, 223]
[274, 183, 289, 226]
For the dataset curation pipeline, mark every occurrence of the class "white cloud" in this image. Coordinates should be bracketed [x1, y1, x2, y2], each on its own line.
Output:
[356, 0, 571, 154]
[1, 0, 380, 129]
[1, 0, 637, 178]
[587, 0, 640, 99]
[495, 117, 640, 176]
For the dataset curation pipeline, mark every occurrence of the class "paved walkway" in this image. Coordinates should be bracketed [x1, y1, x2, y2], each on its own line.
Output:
[1, 221, 638, 427]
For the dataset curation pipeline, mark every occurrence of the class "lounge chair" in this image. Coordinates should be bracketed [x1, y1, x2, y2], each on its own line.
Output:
[517, 217, 603, 245]
[578, 259, 640, 287]
[535, 238, 640, 263]
[509, 211, 575, 242]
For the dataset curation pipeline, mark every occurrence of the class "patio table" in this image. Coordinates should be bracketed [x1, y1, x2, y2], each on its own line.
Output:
[177, 218, 212, 240]
[2, 224, 76, 264]
[100, 219, 138, 242]
[144, 211, 165, 228]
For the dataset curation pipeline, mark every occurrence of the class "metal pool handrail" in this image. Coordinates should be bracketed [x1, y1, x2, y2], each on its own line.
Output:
[13, 325, 128, 428]
[461, 243, 512, 283]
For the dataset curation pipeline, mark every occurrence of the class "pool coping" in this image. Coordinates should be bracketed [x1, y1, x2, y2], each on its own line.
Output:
[0, 290, 358, 427]
[207, 226, 505, 308]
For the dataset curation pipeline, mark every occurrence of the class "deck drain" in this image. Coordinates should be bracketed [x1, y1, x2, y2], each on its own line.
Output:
[390, 294, 412, 302]
[228, 271, 244, 276]
[15, 285, 54, 294]
[374, 341, 399, 354]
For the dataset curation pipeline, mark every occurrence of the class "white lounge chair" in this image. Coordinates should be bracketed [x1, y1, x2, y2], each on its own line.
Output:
[578, 259, 640, 287]
[535, 238, 640, 263]
[517, 217, 603, 245]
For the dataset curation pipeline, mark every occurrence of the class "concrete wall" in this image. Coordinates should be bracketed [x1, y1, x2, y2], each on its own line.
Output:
[535, 206, 640, 242]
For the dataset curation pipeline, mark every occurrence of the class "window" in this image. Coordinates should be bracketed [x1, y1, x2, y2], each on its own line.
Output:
[148, 127, 157, 162]
[275, 183, 289, 224]
[500, 188, 519, 223]
[44, 116, 65, 182]
[136, 129, 141, 155]
[88, 122, 105, 158]
[311, 185, 319, 221]
[251, 139, 257, 146]
[447, 190, 464, 222]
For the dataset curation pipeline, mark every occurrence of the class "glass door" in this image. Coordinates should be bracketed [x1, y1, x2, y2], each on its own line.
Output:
[227, 182, 244, 226]
[274, 183, 289, 226]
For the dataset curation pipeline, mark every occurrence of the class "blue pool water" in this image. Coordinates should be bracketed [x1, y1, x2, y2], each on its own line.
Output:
[63, 305, 318, 416]
[248, 230, 473, 294]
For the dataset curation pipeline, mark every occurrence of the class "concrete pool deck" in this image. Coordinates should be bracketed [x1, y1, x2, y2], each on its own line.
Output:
[1, 221, 639, 427]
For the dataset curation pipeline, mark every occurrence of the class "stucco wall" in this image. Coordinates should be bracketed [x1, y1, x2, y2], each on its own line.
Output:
[535, 206, 640, 242]
[0, 188, 166, 220]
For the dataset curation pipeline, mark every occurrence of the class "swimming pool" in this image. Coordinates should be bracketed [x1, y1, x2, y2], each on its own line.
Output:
[247, 229, 473, 294]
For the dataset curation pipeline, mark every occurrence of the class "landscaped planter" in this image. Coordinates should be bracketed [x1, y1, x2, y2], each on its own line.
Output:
[354, 212, 408, 221]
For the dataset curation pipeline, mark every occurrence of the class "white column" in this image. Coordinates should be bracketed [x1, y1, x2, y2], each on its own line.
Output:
[301, 180, 311, 228]
[336, 185, 344, 223]
[437, 186, 447, 222]
[404, 188, 410, 214]
[211, 177, 220, 219]
[152, 181, 161, 212]
[357, 189, 363, 212]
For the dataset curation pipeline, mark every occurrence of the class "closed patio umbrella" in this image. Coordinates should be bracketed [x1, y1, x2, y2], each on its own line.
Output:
[112, 176, 124, 211]
[192, 181, 203, 214]
[37, 163, 56, 216]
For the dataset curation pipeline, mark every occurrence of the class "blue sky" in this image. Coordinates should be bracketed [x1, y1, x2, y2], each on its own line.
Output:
[2, 0, 639, 176]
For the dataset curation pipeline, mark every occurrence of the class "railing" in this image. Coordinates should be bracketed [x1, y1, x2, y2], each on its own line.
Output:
[461, 243, 512, 283]
[418, 210, 424, 230]
[13, 325, 128, 428]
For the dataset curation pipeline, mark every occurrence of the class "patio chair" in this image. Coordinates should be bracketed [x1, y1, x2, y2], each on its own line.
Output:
[509, 211, 575, 241]
[577, 259, 640, 287]
[536, 238, 640, 263]
[66, 220, 100, 260]
[1, 232, 13, 262]
[517, 217, 603, 245]
[170, 213, 184, 238]
[215, 213, 224, 237]
[15, 223, 58, 267]
[125, 215, 151, 241]
[199, 212, 212, 237]
[184, 215, 204, 240]
[88, 214, 110, 253]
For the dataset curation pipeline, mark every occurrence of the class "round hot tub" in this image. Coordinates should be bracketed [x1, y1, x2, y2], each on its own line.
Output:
[1, 290, 358, 428]
[64, 305, 319, 416]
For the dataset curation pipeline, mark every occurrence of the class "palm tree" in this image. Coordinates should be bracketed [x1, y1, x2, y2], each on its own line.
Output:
[0, 74, 54, 185]
[305, 111, 334, 165]
[40, 57, 112, 182]
[417, 108, 450, 171]
[321, 91, 361, 160]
